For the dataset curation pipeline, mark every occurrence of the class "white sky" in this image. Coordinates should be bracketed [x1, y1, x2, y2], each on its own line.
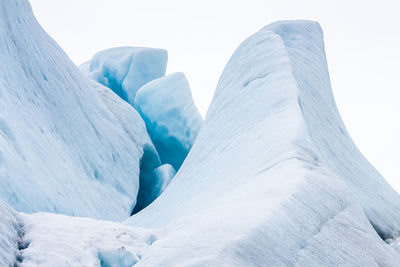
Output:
[29, 0, 400, 192]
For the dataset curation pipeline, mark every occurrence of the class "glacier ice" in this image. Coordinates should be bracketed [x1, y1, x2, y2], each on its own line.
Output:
[151, 164, 176, 199]
[0, 0, 149, 220]
[90, 80, 163, 215]
[125, 21, 400, 265]
[131, 163, 176, 215]
[135, 72, 203, 170]
[1, 0, 400, 265]
[81, 47, 168, 106]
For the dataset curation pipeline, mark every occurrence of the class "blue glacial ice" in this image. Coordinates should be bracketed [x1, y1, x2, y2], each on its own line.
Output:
[135, 72, 203, 170]
[151, 164, 176, 202]
[131, 163, 176, 215]
[81, 47, 168, 106]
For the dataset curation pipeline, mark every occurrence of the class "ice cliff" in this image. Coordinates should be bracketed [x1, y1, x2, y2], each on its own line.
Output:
[125, 21, 400, 265]
[0, 0, 153, 220]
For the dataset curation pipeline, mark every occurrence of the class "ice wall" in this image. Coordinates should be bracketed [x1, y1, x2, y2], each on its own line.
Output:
[126, 21, 400, 266]
[0, 0, 146, 220]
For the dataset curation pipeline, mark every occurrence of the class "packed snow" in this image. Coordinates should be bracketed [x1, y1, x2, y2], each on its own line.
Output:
[18, 212, 159, 267]
[126, 21, 400, 265]
[81, 47, 168, 106]
[0, 0, 149, 220]
[135, 73, 203, 170]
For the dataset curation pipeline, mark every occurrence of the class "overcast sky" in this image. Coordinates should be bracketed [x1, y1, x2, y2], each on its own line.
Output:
[29, 0, 400, 192]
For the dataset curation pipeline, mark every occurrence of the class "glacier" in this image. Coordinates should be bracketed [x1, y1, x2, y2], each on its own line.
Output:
[0, 0, 400, 266]
[135, 72, 203, 170]
[81, 46, 168, 106]
[0, 0, 153, 220]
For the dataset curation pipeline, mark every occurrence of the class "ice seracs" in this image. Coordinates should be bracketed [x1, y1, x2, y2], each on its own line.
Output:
[135, 72, 203, 170]
[0, 0, 148, 220]
[0, 0, 400, 265]
[126, 21, 400, 265]
[90, 80, 164, 215]
[81, 47, 168, 106]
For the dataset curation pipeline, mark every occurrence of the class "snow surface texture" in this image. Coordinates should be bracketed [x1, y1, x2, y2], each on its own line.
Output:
[135, 73, 203, 170]
[81, 46, 167, 106]
[0, 201, 20, 266]
[126, 21, 400, 265]
[0, 0, 148, 220]
[18, 212, 159, 267]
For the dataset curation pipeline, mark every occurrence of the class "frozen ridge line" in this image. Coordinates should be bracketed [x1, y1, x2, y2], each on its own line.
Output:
[125, 20, 400, 265]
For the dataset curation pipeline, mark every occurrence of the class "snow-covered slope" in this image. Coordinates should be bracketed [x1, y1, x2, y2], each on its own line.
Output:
[135, 72, 203, 170]
[267, 21, 400, 240]
[81, 47, 168, 106]
[0, 0, 148, 220]
[125, 21, 400, 265]
[18, 212, 159, 267]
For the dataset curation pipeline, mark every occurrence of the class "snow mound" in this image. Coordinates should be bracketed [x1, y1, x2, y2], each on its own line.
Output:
[0, 201, 20, 266]
[135, 73, 203, 170]
[81, 47, 168, 105]
[0, 0, 146, 220]
[126, 21, 400, 265]
[18, 212, 158, 267]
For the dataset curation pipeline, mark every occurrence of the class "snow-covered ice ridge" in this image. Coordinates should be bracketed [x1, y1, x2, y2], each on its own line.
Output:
[0, 0, 399, 266]
[0, 0, 157, 220]
[125, 21, 400, 265]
